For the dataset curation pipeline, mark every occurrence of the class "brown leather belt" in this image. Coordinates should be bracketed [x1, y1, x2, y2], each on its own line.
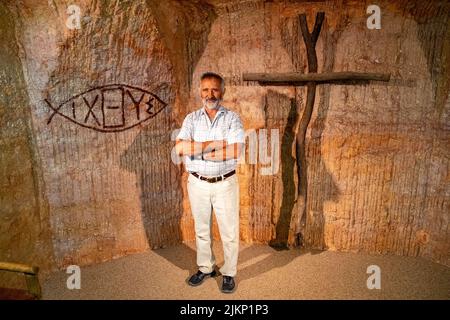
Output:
[190, 170, 236, 183]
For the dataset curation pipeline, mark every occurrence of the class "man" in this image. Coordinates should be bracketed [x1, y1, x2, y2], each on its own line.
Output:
[175, 72, 245, 293]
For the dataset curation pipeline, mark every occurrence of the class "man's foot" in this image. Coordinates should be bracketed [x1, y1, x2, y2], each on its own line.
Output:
[187, 270, 217, 286]
[221, 276, 236, 293]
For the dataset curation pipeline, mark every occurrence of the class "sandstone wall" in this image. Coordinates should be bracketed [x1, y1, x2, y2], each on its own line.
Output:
[0, 2, 54, 285]
[0, 0, 448, 273]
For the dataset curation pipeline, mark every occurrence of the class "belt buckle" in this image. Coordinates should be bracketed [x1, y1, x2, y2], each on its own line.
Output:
[197, 174, 226, 183]
[210, 176, 219, 183]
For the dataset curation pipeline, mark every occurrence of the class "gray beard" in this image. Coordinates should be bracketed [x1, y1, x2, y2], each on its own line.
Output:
[203, 99, 221, 110]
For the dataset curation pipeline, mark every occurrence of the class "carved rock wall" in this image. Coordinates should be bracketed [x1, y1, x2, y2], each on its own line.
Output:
[0, 0, 448, 274]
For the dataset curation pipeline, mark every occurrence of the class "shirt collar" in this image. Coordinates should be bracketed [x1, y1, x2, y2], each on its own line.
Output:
[200, 104, 226, 116]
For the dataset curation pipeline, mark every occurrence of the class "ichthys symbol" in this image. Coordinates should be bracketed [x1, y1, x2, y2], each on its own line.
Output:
[44, 84, 168, 132]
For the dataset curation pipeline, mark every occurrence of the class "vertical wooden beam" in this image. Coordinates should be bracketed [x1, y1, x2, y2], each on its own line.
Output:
[296, 12, 325, 246]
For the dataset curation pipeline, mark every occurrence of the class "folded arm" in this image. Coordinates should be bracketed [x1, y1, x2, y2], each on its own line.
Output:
[203, 143, 244, 161]
[175, 139, 226, 157]
[175, 139, 243, 161]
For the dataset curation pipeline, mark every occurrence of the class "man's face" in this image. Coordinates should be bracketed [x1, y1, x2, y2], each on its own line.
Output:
[200, 77, 224, 110]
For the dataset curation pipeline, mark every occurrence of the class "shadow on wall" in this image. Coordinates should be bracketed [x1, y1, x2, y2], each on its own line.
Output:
[118, 1, 217, 250]
[268, 91, 298, 250]
[263, 88, 340, 251]
[119, 115, 184, 249]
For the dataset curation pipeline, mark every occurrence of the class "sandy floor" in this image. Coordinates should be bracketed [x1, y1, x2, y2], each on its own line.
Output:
[42, 242, 450, 300]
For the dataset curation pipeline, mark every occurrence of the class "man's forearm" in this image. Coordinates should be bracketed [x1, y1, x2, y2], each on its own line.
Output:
[176, 140, 202, 156]
[203, 143, 243, 161]
[175, 140, 226, 156]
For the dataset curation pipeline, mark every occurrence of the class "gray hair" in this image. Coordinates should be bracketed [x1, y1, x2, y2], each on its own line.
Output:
[200, 72, 225, 92]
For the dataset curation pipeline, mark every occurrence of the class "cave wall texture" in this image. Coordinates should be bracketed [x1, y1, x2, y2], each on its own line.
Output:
[0, 0, 449, 278]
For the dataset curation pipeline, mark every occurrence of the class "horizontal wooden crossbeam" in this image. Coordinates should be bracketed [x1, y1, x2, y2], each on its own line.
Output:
[0, 262, 39, 275]
[243, 72, 391, 84]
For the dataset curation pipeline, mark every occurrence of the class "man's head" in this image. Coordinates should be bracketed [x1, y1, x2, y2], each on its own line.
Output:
[200, 72, 225, 110]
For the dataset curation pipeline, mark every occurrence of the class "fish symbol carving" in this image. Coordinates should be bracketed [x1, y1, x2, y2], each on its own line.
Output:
[44, 84, 168, 132]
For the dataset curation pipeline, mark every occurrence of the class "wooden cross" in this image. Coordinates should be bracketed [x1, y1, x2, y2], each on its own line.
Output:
[243, 12, 390, 249]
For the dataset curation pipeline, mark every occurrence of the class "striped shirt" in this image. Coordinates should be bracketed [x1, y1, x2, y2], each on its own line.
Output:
[176, 105, 245, 176]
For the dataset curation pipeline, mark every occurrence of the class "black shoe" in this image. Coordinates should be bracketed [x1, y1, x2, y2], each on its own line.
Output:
[188, 270, 217, 286]
[221, 276, 236, 293]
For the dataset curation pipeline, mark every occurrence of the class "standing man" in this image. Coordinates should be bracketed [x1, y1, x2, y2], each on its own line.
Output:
[175, 72, 245, 293]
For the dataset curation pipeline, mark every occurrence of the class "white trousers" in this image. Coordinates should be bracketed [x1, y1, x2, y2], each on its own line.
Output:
[187, 173, 239, 277]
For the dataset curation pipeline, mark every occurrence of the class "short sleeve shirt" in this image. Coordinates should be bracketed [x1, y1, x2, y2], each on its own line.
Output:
[176, 105, 245, 176]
